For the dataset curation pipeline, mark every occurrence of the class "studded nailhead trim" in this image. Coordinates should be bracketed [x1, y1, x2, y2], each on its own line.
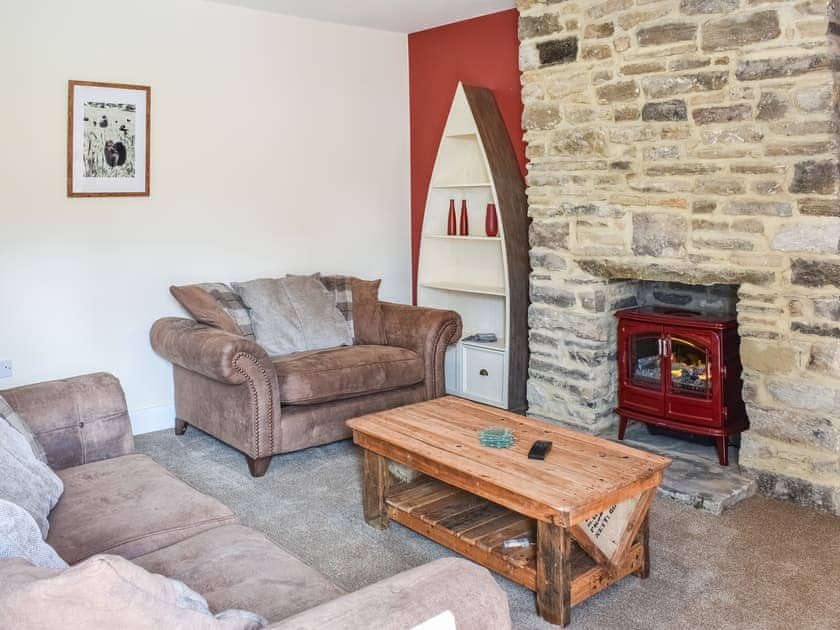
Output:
[233, 352, 275, 458]
[429, 319, 461, 398]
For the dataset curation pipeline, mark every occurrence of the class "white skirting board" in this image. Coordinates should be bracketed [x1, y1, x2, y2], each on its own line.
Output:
[129, 403, 174, 435]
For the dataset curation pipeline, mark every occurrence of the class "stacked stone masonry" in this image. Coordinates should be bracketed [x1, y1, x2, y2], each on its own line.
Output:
[518, 0, 840, 512]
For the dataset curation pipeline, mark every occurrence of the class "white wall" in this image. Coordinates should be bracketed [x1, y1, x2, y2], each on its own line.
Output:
[0, 0, 410, 433]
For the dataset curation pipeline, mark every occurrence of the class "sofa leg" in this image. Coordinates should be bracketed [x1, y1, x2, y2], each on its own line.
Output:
[175, 418, 189, 435]
[247, 455, 272, 478]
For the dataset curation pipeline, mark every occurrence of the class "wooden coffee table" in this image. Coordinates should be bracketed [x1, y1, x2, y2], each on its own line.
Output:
[347, 396, 671, 627]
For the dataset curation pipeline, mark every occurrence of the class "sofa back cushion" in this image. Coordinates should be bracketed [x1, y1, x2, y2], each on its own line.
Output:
[0, 394, 47, 463]
[350, 277, 387, 345]
[0, 499, 67, 569]
[233, 277, 352, 356]
[0, 373, 135, 471]
[0, 413, 63, 538]
[0, 554, 267, 629]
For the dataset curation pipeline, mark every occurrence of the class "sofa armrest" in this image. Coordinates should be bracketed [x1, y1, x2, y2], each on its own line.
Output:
[150, 317, 272, 385]
[0, 373, 134, 470]
[380, 302, 462, 399]
[266, 558, 511, 630]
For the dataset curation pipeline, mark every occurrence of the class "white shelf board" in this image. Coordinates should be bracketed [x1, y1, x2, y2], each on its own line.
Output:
[431, 182, 492, 189]
[446, 132, 478, 139]
[419, 281, 506, 297]
[423, 234, 501, 242]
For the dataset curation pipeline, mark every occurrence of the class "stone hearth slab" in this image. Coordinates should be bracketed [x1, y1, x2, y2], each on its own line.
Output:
[615, 423, 756, 515]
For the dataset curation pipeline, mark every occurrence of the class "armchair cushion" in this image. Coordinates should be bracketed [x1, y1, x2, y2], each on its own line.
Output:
[233, 277, 352, 356]
[170, 284, 244, 337]
[272, 345, 424, 406]
[319, 275, 354, 334]
[47, 454, 236, 564]
[350, 278, 386, 345]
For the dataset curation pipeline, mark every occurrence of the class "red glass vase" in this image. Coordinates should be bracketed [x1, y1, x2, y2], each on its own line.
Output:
[447, 199, 457, 235]
[485, 203, 498, 237]
[459, 200, 469, 236]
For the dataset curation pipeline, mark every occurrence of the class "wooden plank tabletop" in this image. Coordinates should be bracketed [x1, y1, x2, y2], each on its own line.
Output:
[347, 396, 671, 526]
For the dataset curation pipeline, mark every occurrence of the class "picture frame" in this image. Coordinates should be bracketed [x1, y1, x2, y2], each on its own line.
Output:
[67, 80, 151, 197]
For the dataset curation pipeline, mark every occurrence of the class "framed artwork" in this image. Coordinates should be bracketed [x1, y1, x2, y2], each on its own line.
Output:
[67, 80, 151, 197]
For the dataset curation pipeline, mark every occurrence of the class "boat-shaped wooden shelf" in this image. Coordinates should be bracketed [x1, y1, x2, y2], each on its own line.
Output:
[416, 83, 529, 412]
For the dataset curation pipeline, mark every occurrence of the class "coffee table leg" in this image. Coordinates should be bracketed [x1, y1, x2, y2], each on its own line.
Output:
[633, 513, 650, 579]
[362, 450, 390, 530]
[536, 521, 571, 627]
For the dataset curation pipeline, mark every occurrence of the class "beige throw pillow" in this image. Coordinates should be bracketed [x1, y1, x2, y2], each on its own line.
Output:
[233, 277, 352, 356]
[0, 394, 47, 463]
[0, 554, 267, 629]
[0, 413, 63, 538]
[0, 499, 67, 569]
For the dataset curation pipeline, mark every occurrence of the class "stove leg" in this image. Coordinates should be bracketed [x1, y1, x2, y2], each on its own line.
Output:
[715, 436, 729, 466]
[618, 416, 628, 440]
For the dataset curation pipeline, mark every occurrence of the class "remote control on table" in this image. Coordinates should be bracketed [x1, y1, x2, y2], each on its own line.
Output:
[528, 440, 552, 460]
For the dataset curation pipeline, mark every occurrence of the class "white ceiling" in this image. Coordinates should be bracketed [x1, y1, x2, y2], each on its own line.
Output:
[208, 0, 515, 33]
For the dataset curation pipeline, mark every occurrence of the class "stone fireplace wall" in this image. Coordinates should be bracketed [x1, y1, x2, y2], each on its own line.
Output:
[517, 0, 840, 511]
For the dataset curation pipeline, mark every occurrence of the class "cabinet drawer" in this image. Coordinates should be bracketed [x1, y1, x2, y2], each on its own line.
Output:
[461, 345, 505, 406]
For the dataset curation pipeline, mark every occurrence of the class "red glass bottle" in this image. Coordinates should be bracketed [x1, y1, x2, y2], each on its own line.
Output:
[447, 199, 457, 235]
[459, 200, 469, 236]
[485, 203, 498, 237]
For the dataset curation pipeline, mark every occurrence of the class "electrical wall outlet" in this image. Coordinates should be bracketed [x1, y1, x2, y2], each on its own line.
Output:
[0, 361, 11, 379]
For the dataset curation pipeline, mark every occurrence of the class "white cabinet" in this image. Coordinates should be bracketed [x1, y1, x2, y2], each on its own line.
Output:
[461, 344, 506, 407]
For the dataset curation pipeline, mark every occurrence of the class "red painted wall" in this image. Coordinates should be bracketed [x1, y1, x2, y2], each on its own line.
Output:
[408, 9, 525, 302]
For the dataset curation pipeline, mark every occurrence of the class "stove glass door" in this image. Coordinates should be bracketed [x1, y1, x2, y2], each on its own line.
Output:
[630, 333, 662, 390]
[669, 337, 711, 398]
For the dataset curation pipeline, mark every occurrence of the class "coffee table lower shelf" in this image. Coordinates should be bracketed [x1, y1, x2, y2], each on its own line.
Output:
[385, 477, 645, 609]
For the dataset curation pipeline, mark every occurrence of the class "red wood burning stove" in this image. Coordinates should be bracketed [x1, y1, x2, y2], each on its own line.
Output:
[615, 307, 748, 466]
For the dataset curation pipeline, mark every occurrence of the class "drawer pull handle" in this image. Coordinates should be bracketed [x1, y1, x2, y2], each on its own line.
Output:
[479, 369, 489, 376]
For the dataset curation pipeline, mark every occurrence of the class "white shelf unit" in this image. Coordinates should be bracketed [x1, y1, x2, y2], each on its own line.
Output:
[417, 83, 529, 411]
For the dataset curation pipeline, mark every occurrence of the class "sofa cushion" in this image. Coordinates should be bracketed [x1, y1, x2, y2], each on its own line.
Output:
[198, 283, 257, 341]
[319, 274, 354, 335]
[351, 277, 386, 345]
[233, 277, 352, 356]
[0, 411, 63, 538]
[0, 499, 67, 569]
[47, 454, 236, 563]
[0, 393, 47, 463]
[272, 345, 424, 405]
[134, 524, 343, 623]
[170, 284, 244, 337]
[0, 554, 266, 629]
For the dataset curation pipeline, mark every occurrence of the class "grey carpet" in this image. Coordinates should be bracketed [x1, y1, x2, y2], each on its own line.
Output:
[136, 428, 840, 630]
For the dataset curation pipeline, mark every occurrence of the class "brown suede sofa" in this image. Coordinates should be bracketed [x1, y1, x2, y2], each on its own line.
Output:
[0, 372, 511, 629]
[151, 302, 462, 476]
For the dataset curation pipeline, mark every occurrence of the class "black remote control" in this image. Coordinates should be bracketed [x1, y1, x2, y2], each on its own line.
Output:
[528, 440, 552, 460]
